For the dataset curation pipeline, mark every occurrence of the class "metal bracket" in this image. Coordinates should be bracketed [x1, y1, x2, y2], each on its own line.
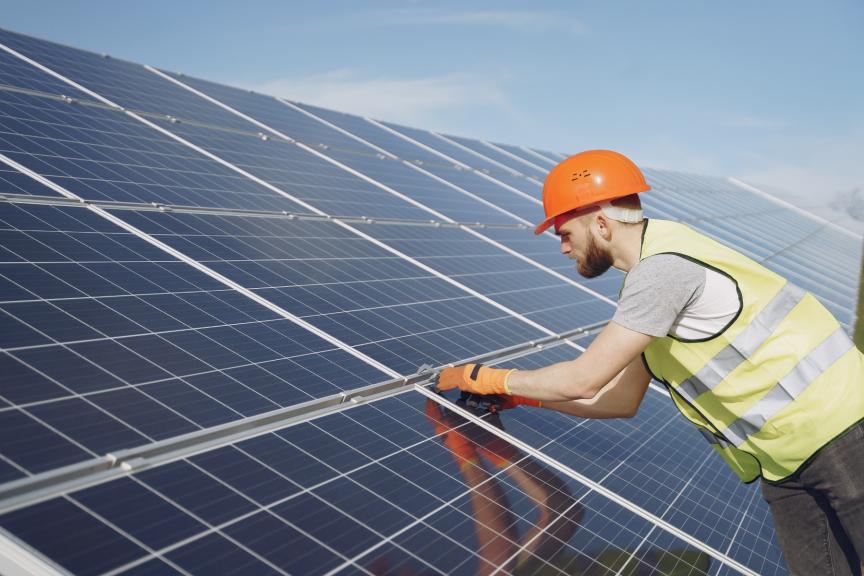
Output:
[413, 363, 439, 387]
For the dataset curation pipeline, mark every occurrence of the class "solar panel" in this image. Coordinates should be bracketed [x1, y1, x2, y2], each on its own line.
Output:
[0, 31, 437, 221]
[0, 28, 256, 133]
[291, 101, 547, 225]
[349, 222, 614, 332]
[0, 54, 307, 212]
[439, 134, 550, 179]
[155, 71, 528, 226]
[0, 201, 390, 476]
[1, 390, 725, 576]
[379, 120, 545, 199]
[4, 26, 860, 576]
[107, 209, 550, 374]
[490, 142, 560, 169]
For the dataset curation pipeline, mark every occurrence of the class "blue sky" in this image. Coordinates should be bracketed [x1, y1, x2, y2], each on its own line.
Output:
[3, 0, 863, 231]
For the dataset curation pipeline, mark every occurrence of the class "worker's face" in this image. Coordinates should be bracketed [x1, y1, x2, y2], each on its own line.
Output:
[556, 215, 613, 278]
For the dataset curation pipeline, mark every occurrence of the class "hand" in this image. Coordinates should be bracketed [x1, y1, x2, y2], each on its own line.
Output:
[436, 363, 516, 395]
[459, 392, 541, 413]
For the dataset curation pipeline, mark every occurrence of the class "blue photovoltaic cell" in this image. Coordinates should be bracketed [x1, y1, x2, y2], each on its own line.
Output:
[0, 391, 717, 576]
[280, 105, 614, 309]
[293, 101, 547, 224]
[160, 71, 524, 226]
[286, 104, 623, 308]
[0, 201, 388, 474]
[355, 221, 615, 331]
[110, 209, 547, 375]
[720, 495, 786, 576]
[442, 133, 550, 178]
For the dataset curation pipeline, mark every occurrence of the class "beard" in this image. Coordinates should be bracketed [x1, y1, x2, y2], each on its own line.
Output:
[577, 230, 613, 278]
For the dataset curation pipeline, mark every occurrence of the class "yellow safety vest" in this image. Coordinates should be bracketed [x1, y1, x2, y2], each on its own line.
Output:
[634, 219, 864, 482]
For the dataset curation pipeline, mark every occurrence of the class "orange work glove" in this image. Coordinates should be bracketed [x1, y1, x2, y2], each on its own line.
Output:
[459, 392, 541, 413]
[436, 363, 517, 395]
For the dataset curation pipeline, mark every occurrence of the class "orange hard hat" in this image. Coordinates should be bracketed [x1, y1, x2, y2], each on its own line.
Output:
[534, 150, 650, 235]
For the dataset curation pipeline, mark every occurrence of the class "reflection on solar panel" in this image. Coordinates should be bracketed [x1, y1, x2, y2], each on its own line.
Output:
[0, 26, 860, 576]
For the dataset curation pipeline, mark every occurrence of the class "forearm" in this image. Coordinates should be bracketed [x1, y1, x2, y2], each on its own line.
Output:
[506, 358, 600, 402]
[436, 323, 652, 404]
[510, 357, 649, 418]
[542, 382, 641, 419]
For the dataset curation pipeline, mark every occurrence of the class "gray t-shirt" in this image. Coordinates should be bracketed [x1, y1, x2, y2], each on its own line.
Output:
[613, 254, 708, 337]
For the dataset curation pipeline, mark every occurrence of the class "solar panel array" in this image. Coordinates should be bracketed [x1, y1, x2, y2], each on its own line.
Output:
[0, 27, 860, 576]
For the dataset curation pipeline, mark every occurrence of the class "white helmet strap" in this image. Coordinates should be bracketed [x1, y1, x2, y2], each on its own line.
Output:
[598, 201, 643, 224]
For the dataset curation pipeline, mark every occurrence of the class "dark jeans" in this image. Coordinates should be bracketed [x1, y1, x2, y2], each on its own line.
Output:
[761, 421, 864, 576]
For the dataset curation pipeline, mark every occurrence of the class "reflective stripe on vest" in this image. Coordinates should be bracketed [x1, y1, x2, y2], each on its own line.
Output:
[677, 282, 806, 402]
[722, 327, 854, 446]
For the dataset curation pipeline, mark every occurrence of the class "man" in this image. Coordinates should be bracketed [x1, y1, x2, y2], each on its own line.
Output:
[436, 150, 864, 576]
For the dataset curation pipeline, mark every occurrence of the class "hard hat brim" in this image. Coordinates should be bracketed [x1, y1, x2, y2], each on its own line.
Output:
[534, 217, 555, 235]
[534, 182, 651, 235]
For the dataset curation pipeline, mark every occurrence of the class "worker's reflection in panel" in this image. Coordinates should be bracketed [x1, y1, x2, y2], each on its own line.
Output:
[366, 398, 711, 575]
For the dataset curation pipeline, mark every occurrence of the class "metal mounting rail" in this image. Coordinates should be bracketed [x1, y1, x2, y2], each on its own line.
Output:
[0, 323, 605, 515]
[0, 192, 527, 230]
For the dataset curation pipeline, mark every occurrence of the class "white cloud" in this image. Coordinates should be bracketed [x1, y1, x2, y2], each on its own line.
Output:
[374, 8, 586, 35]
[245, 69, 515, 128]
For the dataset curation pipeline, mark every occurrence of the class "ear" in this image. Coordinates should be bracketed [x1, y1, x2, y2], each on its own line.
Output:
[593, 210, 613, 241]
